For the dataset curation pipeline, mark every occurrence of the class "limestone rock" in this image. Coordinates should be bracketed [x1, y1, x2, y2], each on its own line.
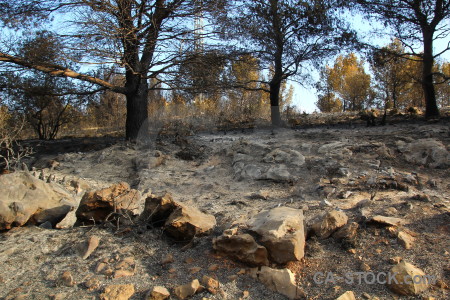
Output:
[311, 210, 348, 239]
[55, 207, 77, 229]
[370, 215, 405, 226]
[265, 165, 293, 182]
[147, 286, 170, 300]
[84, 276, 101, 291]
[388, 261, 430, 295]
[247, 207, 305, 264]
[76, 182, 141, 224]
[76, 235, 100, 259]
[201, 275, 220, 294]
[213, 233, 269, 266]
[397, 138, 450, 168]
[263, 149, 305, 166]
[336, 291, 356, 300]
[318, 142, 352, 158]
[397, 231, 415, 249]
[59, 271, 75, 287]
[141, 193, 216, 241]
[174, 279, 201, 299]
[100, 284, 135, 300]
[333, 222, 359, 240]
[250, 266, 304, 299]
[0, 171, 76, 230]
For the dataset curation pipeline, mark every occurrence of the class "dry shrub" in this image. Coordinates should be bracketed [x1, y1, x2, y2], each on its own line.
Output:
[0, 106, 33, 171]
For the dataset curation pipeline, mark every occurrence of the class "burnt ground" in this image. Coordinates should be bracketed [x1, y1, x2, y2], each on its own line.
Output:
[0, 113, 449, 300]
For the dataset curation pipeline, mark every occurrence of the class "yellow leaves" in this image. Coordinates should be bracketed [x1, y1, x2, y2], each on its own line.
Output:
[326, 53, 372, 111]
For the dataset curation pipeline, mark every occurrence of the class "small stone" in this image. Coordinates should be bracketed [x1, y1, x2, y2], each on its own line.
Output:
[184, 257, 194, 264]
[84, 276, 101, 291]
[338, 191, 353, 199]
[435, 279, 448, 289]
[201, 275, 220, 294]
[50, 293, 66, 300]
[389, 257, 403, 264]
[362, 292, 371, 299]
[311, 210, 348, 239]
[386, 226, 398, 236]
[189, 267, 201, 274]
[174, 279, 201, 299]
[237, 269, 246, 275]
[242, 290, 250, 298]
[77, 235, 100, 259]
[208, 264, 219, 271]
[100, 284, 135, 300]
[361, 263, 371, 271]
[162, 253, 174, 265]
[348, 249, 356, 254]
[384, 207, 398, 215]
[336, 291, 356, 300]
[411, 194, 431, 202]
[59, 271, 75, 287]
[95, 262, 107, 274]
[397, 231, 415, 249]
[147, 286, 170, 300]
[333, 222, 359, 240]
[375, 248, 382, 254]
[114, 269, 135, 279]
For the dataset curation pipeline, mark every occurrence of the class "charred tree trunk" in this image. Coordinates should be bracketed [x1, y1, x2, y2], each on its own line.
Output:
[269, 78, 282, 127]
[125, 74, 149, 141]
[422, 30, 440, 119]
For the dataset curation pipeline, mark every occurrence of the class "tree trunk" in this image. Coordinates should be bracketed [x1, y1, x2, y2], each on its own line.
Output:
[125, 76, 149, 141]
[269, 79, 282, 127]
[422, 30, 440, 118]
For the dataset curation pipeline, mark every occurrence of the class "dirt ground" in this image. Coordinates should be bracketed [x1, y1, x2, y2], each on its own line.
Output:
[0, 114, 449, 300]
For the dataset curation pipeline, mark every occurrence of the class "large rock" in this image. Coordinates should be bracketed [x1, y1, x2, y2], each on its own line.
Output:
[75, 182, 141, 224]
[263, 149, 305, 166]
[247, 207, 305, 264]
[250, 267, 304, 299]
[311, 210, 348, 239]
[213, 232, 269, 266]
[141, 193, 216, 240]
[317, 142, 353, 158]
[397, 138, 450, 168]
[265, 165, 293, 182]
[0, 171, 76, 230]
[388, 261, 430, 296]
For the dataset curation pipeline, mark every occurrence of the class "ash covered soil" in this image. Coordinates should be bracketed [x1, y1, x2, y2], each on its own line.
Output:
[1, 118, 449, 300]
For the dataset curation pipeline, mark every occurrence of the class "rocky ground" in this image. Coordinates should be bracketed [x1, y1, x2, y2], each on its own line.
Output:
[1, 115, 449, 300]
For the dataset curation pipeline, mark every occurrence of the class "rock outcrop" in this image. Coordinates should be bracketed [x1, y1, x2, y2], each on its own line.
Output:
[397, 138, 450, 168]
[0, 171, 76, 230]
[141, 193, 216, 240]
[75, 182, 141, 225]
